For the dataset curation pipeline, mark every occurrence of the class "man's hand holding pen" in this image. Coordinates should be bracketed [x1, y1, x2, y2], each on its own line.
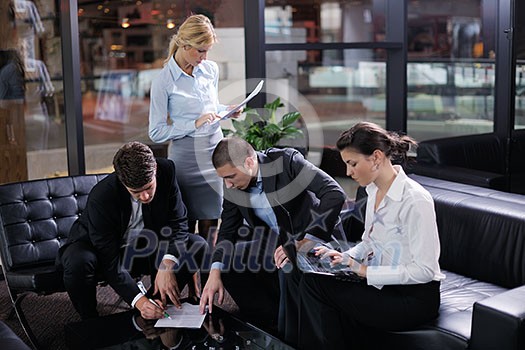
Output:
[137, 280, 172, 320]
[136, 294, 168, 320]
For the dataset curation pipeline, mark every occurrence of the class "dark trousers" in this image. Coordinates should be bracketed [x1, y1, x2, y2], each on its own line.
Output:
[279, 266, 302, 347]
[298, 274, 440, 349]
[61, 234, 206, 319]
[221, 266, 281, 332]
[220, 258, 302, 348]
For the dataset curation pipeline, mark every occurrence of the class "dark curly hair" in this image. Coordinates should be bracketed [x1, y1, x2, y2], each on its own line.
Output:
[113, 142, 156, 189]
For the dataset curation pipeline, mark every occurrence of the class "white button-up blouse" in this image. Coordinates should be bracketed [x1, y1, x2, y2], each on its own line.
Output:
[348, 165, 446, 288]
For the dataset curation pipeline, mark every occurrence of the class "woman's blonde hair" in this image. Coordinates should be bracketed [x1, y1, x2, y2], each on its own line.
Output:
[164, 14, 217, 66]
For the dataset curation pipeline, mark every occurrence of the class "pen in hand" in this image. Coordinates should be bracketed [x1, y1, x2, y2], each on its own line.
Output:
[137, 281, 171, 319]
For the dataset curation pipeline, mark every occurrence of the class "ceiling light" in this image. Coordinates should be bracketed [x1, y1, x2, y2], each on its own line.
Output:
[167, 19, 175, 29]
[121, 18, 130, 28]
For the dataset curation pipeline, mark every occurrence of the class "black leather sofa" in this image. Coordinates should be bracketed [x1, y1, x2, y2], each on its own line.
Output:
[0, 174, 108, 348]
[369, 174, 525, 349]
[412, 132, 525, 194]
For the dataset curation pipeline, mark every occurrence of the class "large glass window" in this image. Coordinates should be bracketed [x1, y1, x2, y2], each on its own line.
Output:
[78, 0, 245, 173]
[266, 49, 386, 147]
[406, 0, 497, 140]
[264, 1, 388, 148]
[0, 0, 67, 184]
[515, 0, 525, 130]
[265, 0, 384, 44]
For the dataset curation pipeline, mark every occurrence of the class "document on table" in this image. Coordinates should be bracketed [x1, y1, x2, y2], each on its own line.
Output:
[217, 79, 264, 120]
[154, 303, 206, 328]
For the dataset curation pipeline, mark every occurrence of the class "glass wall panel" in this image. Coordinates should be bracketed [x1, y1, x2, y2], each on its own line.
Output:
[515, 0, 525, 130]
[265, 0, 385, 44]
[516, 62, 525, 130]
[266, 49, 386, 148]
[406, 0, 496, 141]
[78, 0, 245, 173]
[0, 0, 67, 184]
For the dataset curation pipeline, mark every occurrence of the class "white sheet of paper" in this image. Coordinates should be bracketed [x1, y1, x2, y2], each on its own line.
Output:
[217, 79, 264, 121]
[154, 303, 206, 328]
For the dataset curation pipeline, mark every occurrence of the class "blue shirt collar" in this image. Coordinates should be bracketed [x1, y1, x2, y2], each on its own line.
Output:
[167, 55, 203, 81]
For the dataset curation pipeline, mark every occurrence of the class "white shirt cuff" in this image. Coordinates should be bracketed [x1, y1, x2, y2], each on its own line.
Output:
[131, 292, 143, 308]
[162, 254, 179, 267]
[211, 262, 224, 271]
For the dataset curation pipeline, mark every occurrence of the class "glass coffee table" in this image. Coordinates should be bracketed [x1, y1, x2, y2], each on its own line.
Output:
[64, 301, 294, 350]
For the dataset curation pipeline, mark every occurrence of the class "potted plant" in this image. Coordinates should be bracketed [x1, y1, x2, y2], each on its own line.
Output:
[223, 97, 304, 151]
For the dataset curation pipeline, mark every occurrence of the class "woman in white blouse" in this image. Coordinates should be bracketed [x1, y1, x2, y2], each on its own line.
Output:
[298, 122, 445, 349]
[149, 15, 238, 240]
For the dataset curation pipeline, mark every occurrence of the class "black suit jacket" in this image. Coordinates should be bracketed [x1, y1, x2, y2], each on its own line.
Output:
[213, 147, 346, 264]
[61, 158, 189, 304]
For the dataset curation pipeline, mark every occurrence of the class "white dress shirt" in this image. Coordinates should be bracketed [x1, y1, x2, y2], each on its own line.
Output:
[348, 165, 445, 288]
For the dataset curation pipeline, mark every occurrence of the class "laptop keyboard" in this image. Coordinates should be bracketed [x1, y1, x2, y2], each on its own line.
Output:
[304, 252, 332, 272]
[301, 251, 366, 283]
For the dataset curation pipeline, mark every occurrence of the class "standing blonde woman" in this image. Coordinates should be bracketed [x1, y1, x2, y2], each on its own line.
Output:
[149, 15, 236, 240]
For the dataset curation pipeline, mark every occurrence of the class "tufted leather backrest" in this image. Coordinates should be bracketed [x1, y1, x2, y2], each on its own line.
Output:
[0, 175, 107, 272]
[410, 175, 525, 289]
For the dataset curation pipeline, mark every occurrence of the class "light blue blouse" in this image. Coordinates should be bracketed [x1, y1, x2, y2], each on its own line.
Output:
[148, 57, 226, 142]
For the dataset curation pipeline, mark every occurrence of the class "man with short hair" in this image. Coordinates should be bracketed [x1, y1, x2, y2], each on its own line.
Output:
[59, 141, 206, 320]
[199, 137, 346, 345]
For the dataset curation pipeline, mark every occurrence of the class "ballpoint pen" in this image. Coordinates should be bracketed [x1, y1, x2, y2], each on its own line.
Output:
[137, 281, 171, 319]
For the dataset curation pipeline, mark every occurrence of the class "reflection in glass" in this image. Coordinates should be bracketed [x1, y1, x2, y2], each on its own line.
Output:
[407, 0, 496, 141]
[78, 0, 245, 174]
[265, 0, 383, 44]
[266, 49, 386, 148]
[516, 63, 525, 130]
[0, 0, 66, 183]
[515, 1, 525, 130]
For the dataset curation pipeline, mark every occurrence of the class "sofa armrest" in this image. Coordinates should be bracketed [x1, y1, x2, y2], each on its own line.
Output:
[469, 285, 525, 350]
[411, 163, 508, 191]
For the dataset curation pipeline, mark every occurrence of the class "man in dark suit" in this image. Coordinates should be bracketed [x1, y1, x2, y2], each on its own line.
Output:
[199, 137, 346, 346]
[59, 142, 207, 320]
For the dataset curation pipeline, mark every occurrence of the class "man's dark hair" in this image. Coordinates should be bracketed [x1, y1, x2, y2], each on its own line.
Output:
[113, 142, 156, 189]
[212, 137, 255, 169]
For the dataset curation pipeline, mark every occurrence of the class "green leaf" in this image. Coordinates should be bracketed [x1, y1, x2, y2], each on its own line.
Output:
[282, 127, 303, 138]
[231, 96, 306, 150]
[264, 97, 281, 111]
[244, 108, 259, 117]
[280, 112, 301, 127]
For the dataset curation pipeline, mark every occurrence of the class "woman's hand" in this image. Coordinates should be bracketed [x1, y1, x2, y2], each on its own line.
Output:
[195, 113, 220, 128]
[226, 105, 243, 119]
[331, 252, 367, 277]
[313, 246, 341, 260]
